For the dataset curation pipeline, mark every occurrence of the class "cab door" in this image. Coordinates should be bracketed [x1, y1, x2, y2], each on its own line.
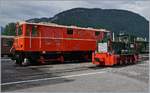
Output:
[65, 28, 74, 51]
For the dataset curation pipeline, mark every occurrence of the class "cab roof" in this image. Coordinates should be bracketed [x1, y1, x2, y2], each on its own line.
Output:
[18, 21, 110, 32]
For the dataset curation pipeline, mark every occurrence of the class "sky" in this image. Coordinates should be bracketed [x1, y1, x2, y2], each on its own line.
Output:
[0, 0, 150, 27]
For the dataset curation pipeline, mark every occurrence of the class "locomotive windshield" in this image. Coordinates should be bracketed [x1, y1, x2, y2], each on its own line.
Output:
[16, 26, 22, 36]
[26, 25, 38, 36]
[31, 26, 38, 36]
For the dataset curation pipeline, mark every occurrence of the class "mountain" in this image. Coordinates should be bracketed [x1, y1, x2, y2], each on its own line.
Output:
[27, 8, 149, 39]
[0, 26, 4, 33]
[21, 8, 150, 39]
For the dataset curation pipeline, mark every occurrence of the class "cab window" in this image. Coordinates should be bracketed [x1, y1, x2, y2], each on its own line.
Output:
[95, 31, 100, 36]
[67, 28, 73, 35]
[26, 25, 38, 36]
[32, 26, 38, 37]
[26, 27, 30, 36]
[16, 26, 22, 36]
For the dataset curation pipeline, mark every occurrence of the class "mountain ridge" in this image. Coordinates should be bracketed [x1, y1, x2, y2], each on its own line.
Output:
[26, 8, 149, 39]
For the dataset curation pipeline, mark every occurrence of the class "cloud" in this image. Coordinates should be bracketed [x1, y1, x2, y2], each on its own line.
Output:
[0, 0, 149, 27]
[117, 1, 150, 20]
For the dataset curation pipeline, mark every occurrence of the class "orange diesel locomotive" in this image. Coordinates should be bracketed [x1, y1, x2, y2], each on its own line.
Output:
[11, 22, 109, 65]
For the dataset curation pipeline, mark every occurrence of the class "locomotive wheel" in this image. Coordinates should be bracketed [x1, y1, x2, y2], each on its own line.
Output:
[1, 54, 4, 57]
[15, 54, 23, 66]
[29, 58, 38, 65]
[15, 58, 23, 66]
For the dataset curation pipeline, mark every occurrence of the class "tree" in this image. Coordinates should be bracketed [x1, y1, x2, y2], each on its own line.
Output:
[2, 23, 16, 36]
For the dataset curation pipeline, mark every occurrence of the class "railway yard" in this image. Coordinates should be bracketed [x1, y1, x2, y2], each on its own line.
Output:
[1, 54, 149, 92]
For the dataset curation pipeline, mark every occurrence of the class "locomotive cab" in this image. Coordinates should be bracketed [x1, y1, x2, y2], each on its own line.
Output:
[13, 22, 38, 51]
[11, 22, 39, 65]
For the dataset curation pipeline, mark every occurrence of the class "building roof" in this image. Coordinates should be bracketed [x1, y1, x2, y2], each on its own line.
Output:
[1, 35, 15, 38]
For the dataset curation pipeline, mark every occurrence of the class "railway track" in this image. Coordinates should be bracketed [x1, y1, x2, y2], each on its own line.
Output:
[2, 54, 148, 84]
[6, 65, 95, 78]
[1, 61, 102, 83]
[2, 60, 146, 79]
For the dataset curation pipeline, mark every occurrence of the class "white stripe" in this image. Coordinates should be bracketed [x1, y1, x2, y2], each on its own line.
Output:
[1, 35, 15, 38]
[1, 71, 106, 86]
[1, 59, 11, 61]
[30, 34, 32, 48]
[15, 36, 96, 41]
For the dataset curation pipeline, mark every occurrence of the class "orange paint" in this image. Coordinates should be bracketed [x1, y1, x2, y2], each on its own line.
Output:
[13, 22, 107, 53]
